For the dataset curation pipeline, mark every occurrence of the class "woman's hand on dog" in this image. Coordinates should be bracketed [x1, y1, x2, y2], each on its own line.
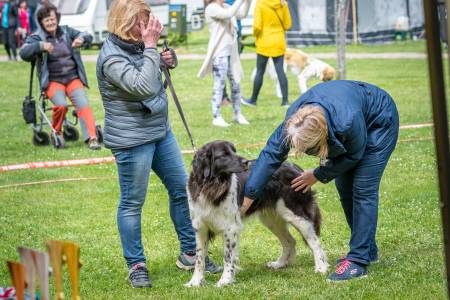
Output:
[240, 197, 254, 217]
[291, 169, 318, 193]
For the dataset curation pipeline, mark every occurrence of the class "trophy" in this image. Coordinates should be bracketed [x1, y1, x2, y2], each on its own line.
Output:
[17, 247, 50, 300]
[46, 240, 82, 300]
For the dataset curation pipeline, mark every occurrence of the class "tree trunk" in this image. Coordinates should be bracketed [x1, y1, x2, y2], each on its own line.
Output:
[336, 0, 347, 79]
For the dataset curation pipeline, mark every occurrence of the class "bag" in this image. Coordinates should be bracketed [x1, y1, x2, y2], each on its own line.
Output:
[22, 61, 37, 124]
[22, 96, 36, 124]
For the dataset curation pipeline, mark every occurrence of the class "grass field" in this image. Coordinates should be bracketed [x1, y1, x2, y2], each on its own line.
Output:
[0, 47, 449, 299]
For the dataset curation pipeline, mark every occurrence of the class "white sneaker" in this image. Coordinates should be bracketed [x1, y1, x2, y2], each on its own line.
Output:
[233, 113, 250, 125]
[212, 116, 230, 127]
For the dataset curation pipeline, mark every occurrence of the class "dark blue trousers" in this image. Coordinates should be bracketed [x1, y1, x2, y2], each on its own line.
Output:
[335, 101, 399, 266]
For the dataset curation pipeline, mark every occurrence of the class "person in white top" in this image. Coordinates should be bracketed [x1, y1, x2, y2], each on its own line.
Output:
[198, 0, 251, 127]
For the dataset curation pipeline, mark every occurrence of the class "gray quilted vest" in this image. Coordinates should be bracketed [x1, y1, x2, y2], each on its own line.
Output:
[96, 34, 170, 150]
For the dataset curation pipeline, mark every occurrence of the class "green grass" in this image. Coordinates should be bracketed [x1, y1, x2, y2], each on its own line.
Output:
[0, 55, 449, 299]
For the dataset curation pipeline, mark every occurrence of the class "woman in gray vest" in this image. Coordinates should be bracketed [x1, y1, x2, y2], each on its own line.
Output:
[96, 0, 221, 288]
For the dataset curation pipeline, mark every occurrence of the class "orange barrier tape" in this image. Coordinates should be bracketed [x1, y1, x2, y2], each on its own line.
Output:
[0, 157, 116, 172]
[0, 123, 438, 173]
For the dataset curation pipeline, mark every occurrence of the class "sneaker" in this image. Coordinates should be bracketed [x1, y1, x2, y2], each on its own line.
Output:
[128, 262, 152, 288]
[88, 137, 101, 150]
[281, 100, 289, 107]
[336, 254, 380, 265]
[176, 253, 223, 274]
[327, 259, 368, 282]
[212, 116, 230, 127]
[241, 98, 257, 107]
[233, 113, 250, 125]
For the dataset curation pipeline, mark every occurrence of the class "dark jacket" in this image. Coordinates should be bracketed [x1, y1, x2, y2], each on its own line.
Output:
[1, 2, 18, 28]
[244, 80, 398, 200]
[96, 34, 169, 150]
[19, 25, 92, 90]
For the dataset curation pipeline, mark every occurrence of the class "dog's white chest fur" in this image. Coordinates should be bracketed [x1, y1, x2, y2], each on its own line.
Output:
[189, 174, 243, 234]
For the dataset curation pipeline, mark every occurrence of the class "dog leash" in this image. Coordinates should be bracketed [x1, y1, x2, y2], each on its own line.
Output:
[160, 40, 197, 152]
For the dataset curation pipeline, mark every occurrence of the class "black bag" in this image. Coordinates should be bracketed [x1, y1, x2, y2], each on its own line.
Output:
[22, 61, 37, 124]
[22, 96, 36, 124]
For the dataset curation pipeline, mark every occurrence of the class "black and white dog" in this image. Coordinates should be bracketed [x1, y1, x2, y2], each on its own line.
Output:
[185, 140, 329, 287]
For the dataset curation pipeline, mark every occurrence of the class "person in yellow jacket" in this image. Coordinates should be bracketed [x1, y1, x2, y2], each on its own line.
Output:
[242, 0, 291, 107]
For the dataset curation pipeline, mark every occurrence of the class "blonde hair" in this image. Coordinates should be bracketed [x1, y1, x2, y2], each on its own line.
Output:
[285, 105, 328, 159]
[107, 0, 151, 42]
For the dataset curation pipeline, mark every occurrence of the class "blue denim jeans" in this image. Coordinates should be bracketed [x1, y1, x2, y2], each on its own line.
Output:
[112, 130, 195, 267]
[335, 101, 399, 266]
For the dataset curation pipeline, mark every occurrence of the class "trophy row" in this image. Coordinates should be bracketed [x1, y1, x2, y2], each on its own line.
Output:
[7, 240, 82, 300]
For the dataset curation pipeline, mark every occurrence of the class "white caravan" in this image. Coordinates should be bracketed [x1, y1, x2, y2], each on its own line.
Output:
[50, 0, 204, 45]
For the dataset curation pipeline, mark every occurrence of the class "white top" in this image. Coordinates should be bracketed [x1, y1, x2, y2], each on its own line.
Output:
[198, 0, 250, 82]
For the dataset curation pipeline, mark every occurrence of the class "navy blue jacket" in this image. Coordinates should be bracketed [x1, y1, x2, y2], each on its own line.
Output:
[244, 80, 398, 200]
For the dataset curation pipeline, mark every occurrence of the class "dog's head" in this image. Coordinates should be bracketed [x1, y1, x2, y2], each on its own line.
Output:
[321, 66, 336, 81]
[192, 140, 248, 182]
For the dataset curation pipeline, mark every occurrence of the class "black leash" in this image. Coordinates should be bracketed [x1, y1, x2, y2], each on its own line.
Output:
[160, 40, 196, 152]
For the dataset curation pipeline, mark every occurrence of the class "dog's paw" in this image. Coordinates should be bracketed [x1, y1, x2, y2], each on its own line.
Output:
[266, 261, 288, 269]
[315, 262, 329, 274]
[184, 278, 205, 288]
[216, 278, 234, 287]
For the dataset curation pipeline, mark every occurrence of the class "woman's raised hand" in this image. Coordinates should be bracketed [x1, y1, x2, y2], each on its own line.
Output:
[140, 13, 164, 49]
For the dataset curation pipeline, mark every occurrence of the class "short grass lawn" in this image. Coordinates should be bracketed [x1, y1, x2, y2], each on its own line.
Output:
[0, 53, 449, 299]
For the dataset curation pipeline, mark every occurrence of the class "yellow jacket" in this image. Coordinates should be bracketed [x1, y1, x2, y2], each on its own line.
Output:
[253, 0, 292, 57]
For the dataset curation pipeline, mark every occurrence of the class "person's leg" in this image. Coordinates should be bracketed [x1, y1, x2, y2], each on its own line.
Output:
[347, 101, 399, 266]
[226, 56, 248, 124]
[151, 130, 196, 254]
[211, 56, 229, 126]
[46, 82, 68, 134]
[113, 142, 155, 268]
[7, 27, 17, 59]
[250, 54, 269, 102]
[66, 79, 97, 142]
[2, 28, 11, 59]
[272, 55, 288, 105]
[335, 170, 355, 232]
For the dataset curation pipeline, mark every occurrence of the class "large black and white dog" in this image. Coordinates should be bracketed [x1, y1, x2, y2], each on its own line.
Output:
[185, 140, 329, 287]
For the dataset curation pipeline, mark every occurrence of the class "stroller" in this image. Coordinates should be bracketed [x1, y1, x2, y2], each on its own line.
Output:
[21, 61, 103, 149]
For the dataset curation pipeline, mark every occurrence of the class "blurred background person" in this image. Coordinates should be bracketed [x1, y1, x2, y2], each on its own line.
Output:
[20, 3, 101, 150]
[198, 0, 251, 127]
[17, 0, 30, 47]
[1, 0, 19, 61]
[27, 0, 38, 32]
[242, 0, 291, 107]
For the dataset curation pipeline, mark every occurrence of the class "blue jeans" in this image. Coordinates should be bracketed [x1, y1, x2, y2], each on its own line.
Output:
[335, 101, 399, 266]
[112, 130, 196, 267]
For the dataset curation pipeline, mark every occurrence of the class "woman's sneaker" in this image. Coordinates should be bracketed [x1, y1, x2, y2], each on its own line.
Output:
[88, 137, 101, 150]
[327, 259, 368, 282]
[128, 262, 152, 288]
[176, 253, 223, 274]
[212, 116, 230, 127]
[241, 98, 257, 107]
[233, 113, 250, 125]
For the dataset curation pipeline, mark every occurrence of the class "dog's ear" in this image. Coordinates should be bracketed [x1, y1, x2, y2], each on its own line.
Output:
[224, 141, 236, 154]
[192, 148, 212, 179]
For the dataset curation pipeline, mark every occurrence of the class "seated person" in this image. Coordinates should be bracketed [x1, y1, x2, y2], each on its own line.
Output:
[19, 3, 100, 150]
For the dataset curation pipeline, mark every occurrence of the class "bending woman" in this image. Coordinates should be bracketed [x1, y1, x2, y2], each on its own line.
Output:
[240, 80, 399, 281]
